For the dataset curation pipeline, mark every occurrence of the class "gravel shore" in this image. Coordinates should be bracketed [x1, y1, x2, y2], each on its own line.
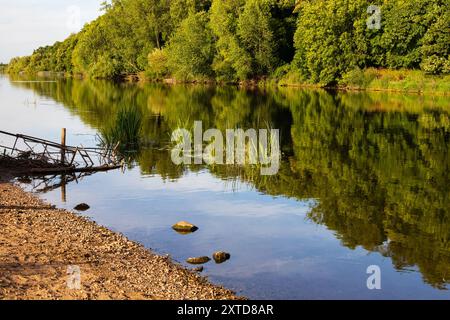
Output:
[0, 174, 239, 300]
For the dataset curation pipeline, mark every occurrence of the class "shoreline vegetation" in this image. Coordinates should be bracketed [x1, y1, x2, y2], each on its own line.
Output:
[4, 0, 448, 95]
[6, 68, 450, 96]
[0, 172, 240, 300]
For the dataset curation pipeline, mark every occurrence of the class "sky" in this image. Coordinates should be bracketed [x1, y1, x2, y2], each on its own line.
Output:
[0, 0, 103, 63]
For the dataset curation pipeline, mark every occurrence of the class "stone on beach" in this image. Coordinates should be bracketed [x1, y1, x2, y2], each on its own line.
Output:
[74, 203, 90, 211]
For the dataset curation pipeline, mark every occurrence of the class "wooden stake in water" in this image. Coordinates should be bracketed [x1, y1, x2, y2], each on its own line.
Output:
[61, 128, 66, 164]
[61, 174, 67, 203]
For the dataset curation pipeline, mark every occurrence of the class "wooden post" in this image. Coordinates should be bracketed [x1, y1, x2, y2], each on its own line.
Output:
[61, 174, 67, 203]
[61, 128, 66, 164]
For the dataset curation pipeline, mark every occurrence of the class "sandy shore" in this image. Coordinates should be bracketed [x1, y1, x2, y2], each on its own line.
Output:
[0, 174, 239, 300]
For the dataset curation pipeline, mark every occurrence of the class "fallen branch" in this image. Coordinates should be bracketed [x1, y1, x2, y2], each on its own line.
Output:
[28, 164, 122, 175]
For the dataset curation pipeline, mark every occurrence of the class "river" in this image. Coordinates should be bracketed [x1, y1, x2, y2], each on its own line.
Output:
[0, 75, 449, 299]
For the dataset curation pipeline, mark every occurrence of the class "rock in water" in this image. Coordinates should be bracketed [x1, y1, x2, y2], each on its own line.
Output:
[186, 256, 210, 265]
[172, 221, 198, 234]
[213, 251, 231, 264]
[74, 203, 90, 211]
[193, 266, 204, 272]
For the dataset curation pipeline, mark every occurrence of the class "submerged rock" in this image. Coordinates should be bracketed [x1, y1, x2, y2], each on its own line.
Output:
[186, 256, 210, 265]
[74, 203, 90, 211]
[193, 266, 204, 272]
[172, 221, 198, 234]
[213, 251, 231, 264]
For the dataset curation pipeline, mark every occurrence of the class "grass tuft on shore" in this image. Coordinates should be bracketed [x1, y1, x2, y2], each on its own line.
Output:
[340, 68, 450, 94]
[278, 68, 450, 95]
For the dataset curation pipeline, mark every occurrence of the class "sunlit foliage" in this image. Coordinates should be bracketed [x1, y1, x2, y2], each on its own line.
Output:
[6, 0, 449, 83]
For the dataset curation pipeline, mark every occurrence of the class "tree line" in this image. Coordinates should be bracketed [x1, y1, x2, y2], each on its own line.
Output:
[6, 0, 450, 85]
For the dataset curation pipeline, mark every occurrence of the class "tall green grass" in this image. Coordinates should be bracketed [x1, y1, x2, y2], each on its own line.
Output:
[100, 106, 142, 156]
[278, 67, 450, 95]
[340, 68, 450, 94]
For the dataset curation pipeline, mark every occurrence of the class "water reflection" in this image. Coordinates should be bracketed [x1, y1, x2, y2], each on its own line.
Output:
[6, 75, 450, 295]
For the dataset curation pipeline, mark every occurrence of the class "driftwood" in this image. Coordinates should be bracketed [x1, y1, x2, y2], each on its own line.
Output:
[0, 129, 122, 175]
[29, 164, 122, 174]
[1, 129, 124, 201]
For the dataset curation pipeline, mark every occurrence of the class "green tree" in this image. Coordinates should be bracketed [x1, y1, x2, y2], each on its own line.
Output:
[210, 0, 251, 80]
[293, 0, 369, 85]
[170, 0, 212, 27]
[420, 3, 450, 74]
[238, 0, 276, 76]
[167, 11, 215, 80]
[375, 0, 440, 69]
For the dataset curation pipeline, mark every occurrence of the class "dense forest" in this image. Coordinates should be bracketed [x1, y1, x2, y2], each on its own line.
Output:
[6, 0, 450, 85]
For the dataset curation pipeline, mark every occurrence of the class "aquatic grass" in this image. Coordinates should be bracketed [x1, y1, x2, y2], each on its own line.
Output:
[203, 122, 280, 188]
[99, 106, 142, 160]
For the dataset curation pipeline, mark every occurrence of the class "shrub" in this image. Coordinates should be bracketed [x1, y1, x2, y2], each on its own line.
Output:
[340, 68, 377, 89]
[146, 48, 169, 78]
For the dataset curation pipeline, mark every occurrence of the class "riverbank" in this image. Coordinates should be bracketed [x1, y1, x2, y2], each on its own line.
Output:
[9, 67, 449, 96]
[137, 68, 450, 96]
[277, 68, 450, 95]
[0, 173, 239, 300]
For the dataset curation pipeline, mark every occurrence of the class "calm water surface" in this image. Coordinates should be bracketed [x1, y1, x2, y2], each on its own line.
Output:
[0, 75, 449, 299]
